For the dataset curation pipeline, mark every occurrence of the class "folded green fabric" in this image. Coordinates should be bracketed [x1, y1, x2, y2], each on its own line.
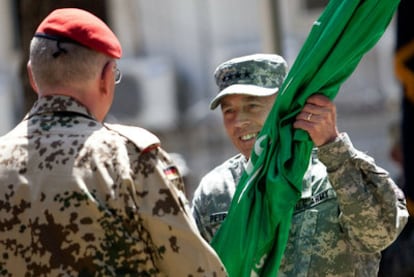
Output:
[210, 0, 400, 276]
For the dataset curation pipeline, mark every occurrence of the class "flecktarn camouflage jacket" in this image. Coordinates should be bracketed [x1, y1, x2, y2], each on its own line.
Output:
[0, 95, 226, 276]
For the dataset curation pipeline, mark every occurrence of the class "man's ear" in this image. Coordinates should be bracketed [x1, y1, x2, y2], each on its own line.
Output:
[27, 61, 39, 94]
[100, 60, 114, 95]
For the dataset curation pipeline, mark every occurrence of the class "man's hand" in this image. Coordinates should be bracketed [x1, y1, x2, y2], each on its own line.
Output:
[293, 94, 339, 146]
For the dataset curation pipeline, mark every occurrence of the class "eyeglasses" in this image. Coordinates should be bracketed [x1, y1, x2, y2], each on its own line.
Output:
[103, 61, 122, 85]
[114, 67, 122, 85]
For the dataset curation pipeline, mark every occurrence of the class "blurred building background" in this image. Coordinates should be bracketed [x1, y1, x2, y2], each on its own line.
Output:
[0, 0, 401, 199]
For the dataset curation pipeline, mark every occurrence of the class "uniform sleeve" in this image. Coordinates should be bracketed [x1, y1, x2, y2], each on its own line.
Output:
[317, 133, 409, 253]
[130, 146, 226, 276]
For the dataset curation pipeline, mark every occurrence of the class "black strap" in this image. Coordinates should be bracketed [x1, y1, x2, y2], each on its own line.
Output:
[34, 33, 81, 58]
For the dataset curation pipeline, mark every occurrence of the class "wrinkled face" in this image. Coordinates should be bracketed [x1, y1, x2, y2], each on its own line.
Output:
[220, 94, 276, 158]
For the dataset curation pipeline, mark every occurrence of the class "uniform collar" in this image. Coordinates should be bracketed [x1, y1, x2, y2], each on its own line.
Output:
[26, 95, 95, 120]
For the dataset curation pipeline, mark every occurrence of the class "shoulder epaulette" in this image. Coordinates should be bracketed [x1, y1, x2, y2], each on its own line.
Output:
[105, 123, 160, 152]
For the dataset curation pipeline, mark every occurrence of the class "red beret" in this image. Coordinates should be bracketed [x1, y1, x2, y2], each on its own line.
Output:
[35, 8, 122, 59]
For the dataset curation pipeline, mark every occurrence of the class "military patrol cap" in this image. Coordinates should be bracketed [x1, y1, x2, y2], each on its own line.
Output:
[210, 53, 288, 110]
[35, 8, 122, 59]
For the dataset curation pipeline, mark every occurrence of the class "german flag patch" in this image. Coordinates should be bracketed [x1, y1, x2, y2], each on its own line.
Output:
[164, 166, 180, 181]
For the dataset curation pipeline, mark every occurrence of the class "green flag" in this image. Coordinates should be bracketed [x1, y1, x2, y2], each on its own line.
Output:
[210, 0, 400, 276]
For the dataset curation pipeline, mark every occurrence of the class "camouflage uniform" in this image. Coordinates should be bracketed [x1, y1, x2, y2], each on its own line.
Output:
[192, 133, 408, 276]
[0, 95, 226, 276]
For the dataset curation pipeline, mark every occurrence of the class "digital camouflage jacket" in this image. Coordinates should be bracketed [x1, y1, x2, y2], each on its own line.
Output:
[192, 133, 408, 276]
[0, 95, 226, 276]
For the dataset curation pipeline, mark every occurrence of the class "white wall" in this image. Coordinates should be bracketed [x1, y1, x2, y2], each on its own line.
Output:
[108, 0, 266, 113]
[0, 1, 21, 134]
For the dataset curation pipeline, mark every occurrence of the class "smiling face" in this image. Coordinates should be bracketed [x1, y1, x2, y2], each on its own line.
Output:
[220, 93, 276, 158]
